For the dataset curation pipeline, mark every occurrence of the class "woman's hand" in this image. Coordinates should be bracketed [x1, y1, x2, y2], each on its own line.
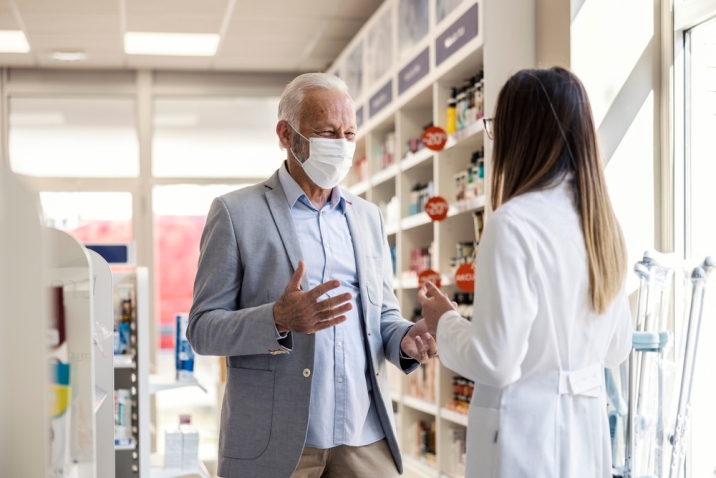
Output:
[418, 281, 458, 335]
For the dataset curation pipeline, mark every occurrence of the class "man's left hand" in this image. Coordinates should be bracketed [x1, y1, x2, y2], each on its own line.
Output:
[400, 319, 438, 364]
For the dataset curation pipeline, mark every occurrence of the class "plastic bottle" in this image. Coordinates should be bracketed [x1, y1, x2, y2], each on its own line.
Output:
[477, 71, 485, 120]
[466, 78, 475, 126]
[446, 87, 457, 135]
[456, 86, 466, 131]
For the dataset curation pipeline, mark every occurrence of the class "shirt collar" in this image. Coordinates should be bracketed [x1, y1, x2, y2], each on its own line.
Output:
[277, 161, 346, 214]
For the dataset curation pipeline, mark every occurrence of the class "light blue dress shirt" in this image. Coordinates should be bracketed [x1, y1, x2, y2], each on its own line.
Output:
[278, 164, 385, 449]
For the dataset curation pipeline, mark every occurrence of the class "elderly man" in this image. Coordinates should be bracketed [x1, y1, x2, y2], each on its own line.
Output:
[188, 73, 438, 478]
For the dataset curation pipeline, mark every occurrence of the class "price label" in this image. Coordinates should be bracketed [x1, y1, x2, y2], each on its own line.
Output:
[455, 263, 475, 292]
[422, 125, 448, 151]
[418, 269, 442, 289]
[425, 196, 449, 221]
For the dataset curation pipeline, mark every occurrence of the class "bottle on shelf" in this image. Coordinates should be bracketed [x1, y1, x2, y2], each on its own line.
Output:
[475, 71, 485, 121]
[455, 86, 467, 131]
[446, 87, 457, 135]
[466, 77, 476, 127]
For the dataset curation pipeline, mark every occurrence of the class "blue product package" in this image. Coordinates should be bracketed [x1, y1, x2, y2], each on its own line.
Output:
[118, 322, 131, 355]
[175, 314, 195, 381]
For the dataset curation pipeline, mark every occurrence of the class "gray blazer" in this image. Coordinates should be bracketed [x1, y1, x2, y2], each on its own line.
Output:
[188, 169, 418, 478]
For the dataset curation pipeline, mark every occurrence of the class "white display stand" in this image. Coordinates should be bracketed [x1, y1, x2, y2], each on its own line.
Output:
[88, 249, 115, 478]
[0, 165, 49, 478]
[329, 0, 536, 476]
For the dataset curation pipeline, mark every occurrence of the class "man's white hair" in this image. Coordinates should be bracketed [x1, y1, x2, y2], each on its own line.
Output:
[278, 73, 352, 129]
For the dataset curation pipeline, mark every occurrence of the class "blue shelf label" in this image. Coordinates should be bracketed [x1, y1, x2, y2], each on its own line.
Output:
[436, 3, 479, 66]
[399, 48, 430, 95]
[369, 80, 393, 118]
[85, 244, 128, 264]
[356, 105, 364, 128]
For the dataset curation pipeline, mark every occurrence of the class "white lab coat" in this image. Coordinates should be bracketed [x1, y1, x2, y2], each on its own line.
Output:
[437, 176, 632, 478]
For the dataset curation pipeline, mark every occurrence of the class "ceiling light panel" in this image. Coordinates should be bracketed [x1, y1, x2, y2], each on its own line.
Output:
[124, 32, 219, 56]
[0, 30, 30, 53]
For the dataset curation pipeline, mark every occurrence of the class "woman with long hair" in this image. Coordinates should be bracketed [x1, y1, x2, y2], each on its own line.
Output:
[418, 67, 632, 477]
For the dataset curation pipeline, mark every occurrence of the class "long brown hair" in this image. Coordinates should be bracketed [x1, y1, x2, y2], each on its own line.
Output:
[490, 67, 626, 314]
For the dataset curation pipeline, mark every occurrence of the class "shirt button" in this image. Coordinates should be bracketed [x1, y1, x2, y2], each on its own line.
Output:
[338, 377, 343, 383]
[338, 341, 342, 347]
[303, 368, 311, 378]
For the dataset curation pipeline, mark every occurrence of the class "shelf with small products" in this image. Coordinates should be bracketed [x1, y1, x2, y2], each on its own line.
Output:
[402, 407, 439, 476]
[113, 354, 135, 369]
[401, 212, 433, 231]
[440, 408, 469, 428]
[348, 179, 371, 196]
[372, 162, 399, 187]
[439, 421, 468, 478]
[405, 454, 440, 478]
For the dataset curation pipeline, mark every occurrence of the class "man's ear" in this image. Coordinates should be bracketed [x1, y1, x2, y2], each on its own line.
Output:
[276, 120, 292, 150]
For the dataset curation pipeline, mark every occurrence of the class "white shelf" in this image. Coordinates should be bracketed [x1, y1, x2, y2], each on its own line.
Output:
[447, 196, 485, 218]
[402, 276, 419, 289]
[386, 222, 399, 236]
[115, 438, 137, 451]
[348, 179, 370, 196]
[149, 375, 208, 395]
[113, 354, 135, 368]
[401, 212, 432, 231]
[151, 453, 211, 478]
[440, 407, 469, 427]
[404, 455, 439, 478]
[391, 389, 402, 403]
[444, 120, 485, 151]
[403, 395, 438, 415]
[371, 163, 399, 187]
[401, 148, 434, 171]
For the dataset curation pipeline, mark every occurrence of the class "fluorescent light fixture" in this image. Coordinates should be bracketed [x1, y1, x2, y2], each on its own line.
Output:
[0, 30, 30, 53]
[124, 32, 219, 56]
[51, 51, 87, 62]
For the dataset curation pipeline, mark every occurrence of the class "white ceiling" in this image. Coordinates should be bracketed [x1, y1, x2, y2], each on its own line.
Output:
[0, 0, 383, 71]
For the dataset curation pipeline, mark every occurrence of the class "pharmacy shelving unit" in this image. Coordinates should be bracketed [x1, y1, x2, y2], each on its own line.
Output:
[45, 228, 115, 478]
[110, 265, 208, 478]
[0, 165, 49, 478]
[329, 1, 490, 477]
[114, 268, 149, 478]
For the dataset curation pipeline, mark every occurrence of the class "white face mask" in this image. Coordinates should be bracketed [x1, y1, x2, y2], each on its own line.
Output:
[290, 126, 356, 189]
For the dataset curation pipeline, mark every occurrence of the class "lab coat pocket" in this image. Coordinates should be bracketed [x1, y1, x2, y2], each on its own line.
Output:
[465, 404, 500, 478]
[220, 367, 275, 459]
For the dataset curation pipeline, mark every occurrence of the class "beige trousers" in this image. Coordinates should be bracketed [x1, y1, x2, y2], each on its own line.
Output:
[291, 439, 400, 478]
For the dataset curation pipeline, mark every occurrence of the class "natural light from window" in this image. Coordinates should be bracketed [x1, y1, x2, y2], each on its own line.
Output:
[9, 97, 139, 177]
[152, 97, 285, 178]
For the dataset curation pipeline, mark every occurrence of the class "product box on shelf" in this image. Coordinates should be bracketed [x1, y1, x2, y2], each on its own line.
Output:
[164, 428, 183, 468]
[114, 389, 132, 446]
[180, 424, 200, 469]
[176, 313, 195, 382]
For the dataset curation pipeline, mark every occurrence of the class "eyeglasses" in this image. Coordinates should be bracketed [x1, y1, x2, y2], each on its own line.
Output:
[483, 117, 494, 140]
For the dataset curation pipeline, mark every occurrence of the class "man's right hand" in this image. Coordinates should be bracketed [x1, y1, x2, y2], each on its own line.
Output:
[273, 260, 352, 334]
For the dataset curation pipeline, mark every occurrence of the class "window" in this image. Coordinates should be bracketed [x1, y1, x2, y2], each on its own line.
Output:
[40, 192, 133, 243]
[684, 17, 716, 475]
[152, 97, 284, 178]
[152, 183, 251, 463]
[9, 97, 139, 177]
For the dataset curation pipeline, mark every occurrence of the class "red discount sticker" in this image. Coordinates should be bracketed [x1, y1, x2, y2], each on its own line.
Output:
[418, 269, 442, 289]
[455, 263, 475, 292]
[425, 196, 449, 221]
[422, 126, 448, 151]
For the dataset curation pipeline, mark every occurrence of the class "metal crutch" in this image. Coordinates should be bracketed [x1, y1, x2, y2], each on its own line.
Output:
[622, 252, 675, 478]
[668, 257, 715, 478]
